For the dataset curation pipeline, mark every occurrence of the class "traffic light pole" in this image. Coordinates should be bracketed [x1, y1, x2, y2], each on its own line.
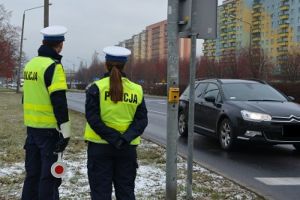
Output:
[166, 0, 179, 199]
[186, 33, 197, 199]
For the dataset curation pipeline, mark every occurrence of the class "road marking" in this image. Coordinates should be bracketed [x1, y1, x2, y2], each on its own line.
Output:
[148, 110, 166, 116]
[146, 99, 166, 103]
[255, 177, 300, 185]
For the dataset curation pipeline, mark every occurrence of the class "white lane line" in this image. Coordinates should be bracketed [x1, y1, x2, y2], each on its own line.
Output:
[148, 110, 166, 116]
[255, 177, 300, 185]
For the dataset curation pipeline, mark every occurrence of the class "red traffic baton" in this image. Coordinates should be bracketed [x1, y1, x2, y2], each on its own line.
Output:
[51, 152, 66, 178]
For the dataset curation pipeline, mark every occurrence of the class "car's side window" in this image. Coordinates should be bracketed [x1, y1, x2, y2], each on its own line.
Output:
[195, 83, 207, 98]
[204, 83, 219, 100]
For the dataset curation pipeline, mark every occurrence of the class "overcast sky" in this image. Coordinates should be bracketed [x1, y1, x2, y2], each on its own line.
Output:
[2, 0, 222, 70]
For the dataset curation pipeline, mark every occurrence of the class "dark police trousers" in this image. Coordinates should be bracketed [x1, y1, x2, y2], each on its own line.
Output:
[22, 128, 61, 200]
[87, 142, 138, 200]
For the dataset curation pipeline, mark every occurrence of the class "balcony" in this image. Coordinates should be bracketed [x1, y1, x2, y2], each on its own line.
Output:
[279, 32, 289, 37]
[228, 7, 236, 12]
[227, 31, 236, 35]
[278, 42, 288, 47]
[252, 29, 261, 33]
[220, 25, 227, 30]
[280, 24, 289, 29]
[253, 4, 262, 9]
[252, 21, 261, 25]
[253, 37, 261, 42]
[253, 12, 261, 17]
[280, 5, 289, 11]
[221, 17, 227, 22]
[280, 15, 289, 20]
[228, 23, 236, 28]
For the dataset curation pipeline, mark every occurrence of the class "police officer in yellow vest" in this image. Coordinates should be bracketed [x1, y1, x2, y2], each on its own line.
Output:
[22, 25, 71, 200]
[84, 46, 148, 200]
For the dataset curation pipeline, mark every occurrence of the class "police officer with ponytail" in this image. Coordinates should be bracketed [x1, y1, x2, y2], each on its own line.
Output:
[84, 46, 148, 200]
[22, 26, 71, 200]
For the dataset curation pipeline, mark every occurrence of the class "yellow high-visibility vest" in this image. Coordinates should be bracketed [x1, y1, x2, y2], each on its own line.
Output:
[84, 77, 143, 145]
[23, 56, 68, 128]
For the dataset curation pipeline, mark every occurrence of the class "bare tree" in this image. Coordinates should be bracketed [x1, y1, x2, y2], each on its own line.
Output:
[197, 56, 222, 78]
[282, 48, 300, 82]
[0, 4, 19, 81]
[247, 47, 273, 80]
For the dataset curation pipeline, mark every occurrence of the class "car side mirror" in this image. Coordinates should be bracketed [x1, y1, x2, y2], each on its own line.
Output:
[205, 95, 215, 103]
[288, 96, 295, 101]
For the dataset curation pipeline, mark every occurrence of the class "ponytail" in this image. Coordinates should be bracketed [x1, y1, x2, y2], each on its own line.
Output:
[109, 65, 123, 103]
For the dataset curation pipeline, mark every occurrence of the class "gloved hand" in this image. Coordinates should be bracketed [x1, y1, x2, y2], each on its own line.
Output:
[114, 137, 129, 150]
[54, 135, 70, 153]
[54, 121, 71, 153]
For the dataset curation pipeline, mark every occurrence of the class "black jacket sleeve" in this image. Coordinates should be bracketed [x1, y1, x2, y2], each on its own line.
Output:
[85, 84, 122, 145]
[122, 97, 148, 143]
[44, 64, 69, 127]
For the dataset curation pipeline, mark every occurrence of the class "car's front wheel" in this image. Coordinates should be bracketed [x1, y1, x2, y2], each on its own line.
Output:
[178, 112, 188, 137]
[293, 144, 300, 152]
[218, 118, 235, 151]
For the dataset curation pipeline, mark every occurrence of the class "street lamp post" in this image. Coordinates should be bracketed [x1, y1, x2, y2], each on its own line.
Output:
[16, 4, 51, 93]
[228, 14, 252, 52]
[77, 57, 88, 68]
[44, 0, 50, 27]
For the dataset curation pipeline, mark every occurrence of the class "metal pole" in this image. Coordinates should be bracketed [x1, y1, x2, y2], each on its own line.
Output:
[16, 12, 25, 93]
[186, 0, 198, 196]
[186, 33, 197, 199]
[166, 0, 179, 199]
[44, 0, 49, 27]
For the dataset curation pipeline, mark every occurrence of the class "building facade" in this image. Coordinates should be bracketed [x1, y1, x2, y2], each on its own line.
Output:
[203, 0, 300, 70]
[204, 0, 253, 62]
[118, 20, 191, 64]
[146, 20, 168, 62]
[146, 20, 191, 62]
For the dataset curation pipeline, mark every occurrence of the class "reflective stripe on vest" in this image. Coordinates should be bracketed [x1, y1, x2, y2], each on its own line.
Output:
[23, 56, 67, 128]
[84, 77, 143, 145]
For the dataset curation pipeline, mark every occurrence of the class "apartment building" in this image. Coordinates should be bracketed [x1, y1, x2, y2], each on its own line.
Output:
[146, 20, 191, 62]
[203, 0, 252, 62]
[203, 0, 300, 70]
[146, 20, 168, 61]
[118, 20, 191, 64]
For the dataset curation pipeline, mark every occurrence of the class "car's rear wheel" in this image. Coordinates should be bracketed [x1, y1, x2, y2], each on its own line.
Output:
[218, 118, 235, 150]
[178, 112, 188, 137]
[293, 144, 300, 152]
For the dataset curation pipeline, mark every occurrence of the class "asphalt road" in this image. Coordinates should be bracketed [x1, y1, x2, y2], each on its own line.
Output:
[67, 92, 300, 200]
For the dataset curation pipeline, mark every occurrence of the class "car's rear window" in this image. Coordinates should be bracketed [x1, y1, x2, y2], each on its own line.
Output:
[222, 83, 287, 101]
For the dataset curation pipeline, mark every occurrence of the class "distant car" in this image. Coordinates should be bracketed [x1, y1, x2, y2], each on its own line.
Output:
[178, 79, 300, 151]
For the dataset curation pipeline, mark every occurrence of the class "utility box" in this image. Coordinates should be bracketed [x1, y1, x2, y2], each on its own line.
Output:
[178, 0, 217, 39]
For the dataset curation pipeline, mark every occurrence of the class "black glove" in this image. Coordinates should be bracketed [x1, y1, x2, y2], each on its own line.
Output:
[114, 137, 129, 150]
[54, 134, 70, 153]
